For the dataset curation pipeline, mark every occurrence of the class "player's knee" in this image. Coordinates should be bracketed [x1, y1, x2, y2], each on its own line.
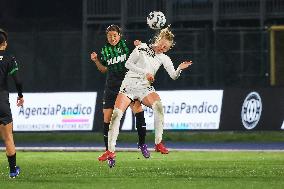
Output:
[111, 108, 123, 121]
[104, 117, 111, 123]
[109, 108, 123, 131]
[152, 100, 164, 116]
[1, 131, 11, 142]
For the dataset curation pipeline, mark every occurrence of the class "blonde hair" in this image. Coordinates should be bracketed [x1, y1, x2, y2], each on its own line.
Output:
[153, 26, 175, 48]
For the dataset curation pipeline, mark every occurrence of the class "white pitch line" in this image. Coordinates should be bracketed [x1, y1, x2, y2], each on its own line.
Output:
[1, 147, 284, 152]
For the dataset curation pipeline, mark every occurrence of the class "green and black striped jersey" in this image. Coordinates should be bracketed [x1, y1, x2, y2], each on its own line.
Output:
[100, 39, 130, 74]
[0, 50, 23, 97]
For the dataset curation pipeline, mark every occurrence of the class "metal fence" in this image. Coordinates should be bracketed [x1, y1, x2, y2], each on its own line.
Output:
[82, 28, 269, 90]
[7, 28, 268, 93]
[6, 0, 284, 93]
[81, 0, 274, 89]
[84, 0, 284, 28]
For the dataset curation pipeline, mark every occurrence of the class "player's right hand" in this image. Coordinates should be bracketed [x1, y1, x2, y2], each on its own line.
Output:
[134, 40, 141, 46]
[91, 52, 98, 62]
[16, 97, 24, 107]
[146, 73, 155, 83]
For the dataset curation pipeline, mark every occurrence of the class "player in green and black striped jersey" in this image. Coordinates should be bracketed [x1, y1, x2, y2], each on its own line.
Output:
[100, 38, 129, 73]
[0, 28, 24, 178]
[91, 25, 150, 158]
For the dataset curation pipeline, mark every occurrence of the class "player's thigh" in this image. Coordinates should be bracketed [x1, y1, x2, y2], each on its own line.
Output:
[103, 88, 118, 110]
[129, 100, 143, 114]
[142, 92, 161, 108]
[114, 93, 132, 112]
[0, 100, 13, 141]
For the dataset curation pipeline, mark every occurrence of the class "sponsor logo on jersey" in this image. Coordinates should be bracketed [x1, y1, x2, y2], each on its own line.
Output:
[138, 47, 155, 58]
[107, 54, 127, 65]
[241, 92, 262, 130]
[0, 56, 3, 61]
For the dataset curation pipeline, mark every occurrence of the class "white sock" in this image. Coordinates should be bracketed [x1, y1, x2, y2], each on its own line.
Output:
[108, 108, 123, 152]
[152, 100, 164, 144]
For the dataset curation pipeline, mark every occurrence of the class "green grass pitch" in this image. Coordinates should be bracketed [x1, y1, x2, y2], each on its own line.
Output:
[1, 151, 284, 189]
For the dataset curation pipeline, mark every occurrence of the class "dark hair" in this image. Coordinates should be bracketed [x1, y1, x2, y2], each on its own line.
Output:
[105, 24, 121, 36]
[0, 28, 8, 44]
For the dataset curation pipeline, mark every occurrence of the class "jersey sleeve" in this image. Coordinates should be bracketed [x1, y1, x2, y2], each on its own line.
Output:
[162, 55, 182, 80]
[100, 47, 108, 67]
[8, 56, 23, 97]
[12, 73, 23, 98]
[7, 55, 19, 75]
[125, 46, 148, 75]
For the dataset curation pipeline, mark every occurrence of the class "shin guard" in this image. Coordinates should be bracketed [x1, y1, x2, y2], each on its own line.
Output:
[108, 108, 123, 152]
[152, 100, 164, 144]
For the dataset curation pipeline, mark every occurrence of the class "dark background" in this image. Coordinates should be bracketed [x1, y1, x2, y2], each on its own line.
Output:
[0, 0, 284, 93]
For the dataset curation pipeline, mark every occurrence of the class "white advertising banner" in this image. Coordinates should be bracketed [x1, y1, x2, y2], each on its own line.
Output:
[121, 90, 223, 130]
[9, 92, 97, 131]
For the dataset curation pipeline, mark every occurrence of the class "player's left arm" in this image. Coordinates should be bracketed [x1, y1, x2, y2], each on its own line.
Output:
[178, 61, 193, 70]
[12, 73, 24, 107]
[8, 56, 24, 106]
[162, 56, 193, 80]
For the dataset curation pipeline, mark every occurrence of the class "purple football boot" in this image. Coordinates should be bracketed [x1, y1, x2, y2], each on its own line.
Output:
[108, 158, 116, 168]
[9, 166, 20, 178]
[138, 144, 150, 158]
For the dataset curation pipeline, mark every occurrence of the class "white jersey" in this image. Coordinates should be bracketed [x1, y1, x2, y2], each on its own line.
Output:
[124, 43, 181, 80]
[120, 43, 182, 101]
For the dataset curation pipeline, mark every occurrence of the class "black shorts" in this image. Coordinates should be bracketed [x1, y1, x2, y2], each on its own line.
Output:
[0, 92, 12, 125]
[103, 72, 125, 109]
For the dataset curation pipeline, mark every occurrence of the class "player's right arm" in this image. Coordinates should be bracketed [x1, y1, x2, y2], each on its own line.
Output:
[162, 55, 193, 80]
[90, 51, 107, 73]
[125, 46, 148, 75]
[126, 45, 155, 83]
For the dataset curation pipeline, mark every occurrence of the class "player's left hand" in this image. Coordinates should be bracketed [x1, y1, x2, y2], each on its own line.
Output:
[178, 61, 193, 70]
[17, 97, 24, 107]
[134, 40, 141, 46]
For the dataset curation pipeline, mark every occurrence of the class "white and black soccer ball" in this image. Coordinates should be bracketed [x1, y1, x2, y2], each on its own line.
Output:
[147, 11, 166, 30]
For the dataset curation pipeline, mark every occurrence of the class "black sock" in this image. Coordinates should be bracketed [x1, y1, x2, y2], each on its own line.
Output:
[103, 122, 110, 151]
[7, 153, 16, 173]
[135, 111, 146, 146]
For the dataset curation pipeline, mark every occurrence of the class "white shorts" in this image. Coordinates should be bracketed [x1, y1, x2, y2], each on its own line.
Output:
[119, 76, 155, 101]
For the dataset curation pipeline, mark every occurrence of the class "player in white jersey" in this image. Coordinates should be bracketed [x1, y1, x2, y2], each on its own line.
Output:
[98, 27, 192, 165]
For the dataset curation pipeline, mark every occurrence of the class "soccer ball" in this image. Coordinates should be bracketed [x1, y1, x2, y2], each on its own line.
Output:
[147, 11, 166, 30]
